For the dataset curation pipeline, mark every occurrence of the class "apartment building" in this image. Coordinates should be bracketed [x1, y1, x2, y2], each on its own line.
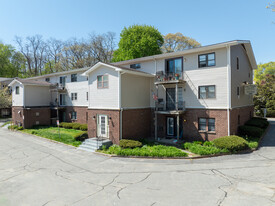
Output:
[9, 40, 257, 144]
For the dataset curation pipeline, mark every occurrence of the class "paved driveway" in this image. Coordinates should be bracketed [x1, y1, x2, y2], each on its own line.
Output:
[0, 119, 275, 206]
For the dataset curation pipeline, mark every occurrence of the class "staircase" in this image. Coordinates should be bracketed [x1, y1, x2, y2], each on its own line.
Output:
[78, 138, 112, 152]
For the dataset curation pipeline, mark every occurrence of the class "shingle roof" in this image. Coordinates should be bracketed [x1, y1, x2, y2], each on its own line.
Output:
[14, 78, 53, 86]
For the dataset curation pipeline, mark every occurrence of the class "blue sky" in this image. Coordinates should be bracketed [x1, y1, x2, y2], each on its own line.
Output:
[0, 0, 274, 63]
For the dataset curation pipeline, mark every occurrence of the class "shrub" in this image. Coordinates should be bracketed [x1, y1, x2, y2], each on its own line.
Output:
[183, 141, 228, 155]
[79, 124, 88, 131]
[212, 135, 249, 152]
[31, 131, 38, 135]
[120, 139, 142, 148]
[203, 141, 214, 147]
[8, 125, 18, 130]
[238, 125, 264, 138]
[245, 118, 269, 129]
[74, 131, 88, 141]
[72, 123, 82, 130]
[267, 109, 275, 117]
[60, 123, 73, 129]
[17, 126, 23, 130]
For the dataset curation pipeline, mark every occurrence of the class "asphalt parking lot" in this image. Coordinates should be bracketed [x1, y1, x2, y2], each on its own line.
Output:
[0, 119, 275, 206]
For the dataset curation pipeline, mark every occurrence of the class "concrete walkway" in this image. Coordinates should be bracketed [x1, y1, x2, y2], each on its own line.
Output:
[0, 119, 275, 206]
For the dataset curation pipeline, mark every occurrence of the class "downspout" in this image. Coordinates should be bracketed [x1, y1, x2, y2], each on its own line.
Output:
[227, 45, 231, 136]
[118, 71, 122, 140]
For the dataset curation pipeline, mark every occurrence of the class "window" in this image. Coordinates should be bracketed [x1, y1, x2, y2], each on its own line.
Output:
[71, 93, 77, 101]
[237, 57, 239, 70]
[199, 85, 216, 99]
[237, 86, 240, 97]
[59, 94, 66, 106]
[130, 63, 141, 69]
[15, 86, 19, 95]
[86, 92, 88, 101]
[71, 74, 77, 82]
[45, 78, 50, 82]
[208, 119, 215, 131]
[60, 76, 66, 86]
[36, 121, 40, 125]
[199, 118, 216, 132]
[71, 111, 77, 120]
[166, 58, 182, 75]
[198, 118, 207, 131]
[86, 112, 88, 122]
[36, 112, 40, 117]
[198, 53, 215, 68]
[97, 75, 108, 89]
[238, 115, 241, 125]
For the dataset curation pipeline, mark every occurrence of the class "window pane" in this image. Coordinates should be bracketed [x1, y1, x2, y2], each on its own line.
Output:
[103, 75, 108, 81]
[208, 53, 215, 60]
[103, 82, 108, 88]
[97, 76, 102, 82]
[208, 60, 215, 66]
[199, 118, 206, 130]
[167, 60, 174, 74]
[208, 119, 215, 131]
[199, 55, 206, 61]
[200, 87, 206, 98]
[208, 86, 215, 98]
[174, 58, 182, 74]
[98, 82, 102, 88]
[199, 61, 207, 67]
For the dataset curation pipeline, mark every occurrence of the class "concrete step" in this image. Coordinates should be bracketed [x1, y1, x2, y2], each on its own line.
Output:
[77, 138, 113, 152]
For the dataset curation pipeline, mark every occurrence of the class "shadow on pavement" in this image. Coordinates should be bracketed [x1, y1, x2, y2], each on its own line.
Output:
[259, 118, 275, 147]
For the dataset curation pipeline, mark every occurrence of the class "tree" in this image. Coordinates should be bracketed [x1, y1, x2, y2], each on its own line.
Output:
[0, 43, 26, 78]
[254, 62, 275, 83]
[112, 25, 164, 62]
[267, 2, 275, 12]
[162, 32, 201, 53]
[0, 87, 12, 109]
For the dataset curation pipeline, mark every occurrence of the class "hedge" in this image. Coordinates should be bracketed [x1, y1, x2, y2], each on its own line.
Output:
[59, 122, 88, 131]
[119, 139, 142, 148]
[245, 118, 269, 129]
[267, 109, 275, 117]
[238, 125, 264, 138]
[212, 135, 249, 152]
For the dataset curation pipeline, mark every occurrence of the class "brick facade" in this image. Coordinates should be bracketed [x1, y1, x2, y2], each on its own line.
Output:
[12, 106, 51, 128]
[122, 108, 152, 141]
[65, 106, 88, 124]
[230, 105, 254, 135]
[87, 109, 120, 144]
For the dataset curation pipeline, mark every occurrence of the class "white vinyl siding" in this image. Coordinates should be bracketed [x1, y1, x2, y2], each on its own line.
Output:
[88, 66, 119, 109]
[24, 86, 51, 107]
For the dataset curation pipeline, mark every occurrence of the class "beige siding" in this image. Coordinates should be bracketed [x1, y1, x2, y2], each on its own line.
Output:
[88, 66, 119, 109]
[24, 86, 51, 107]
[230, 45, 254, 108]
[11, 82, 24, 106]
[121, 74, 152, 108]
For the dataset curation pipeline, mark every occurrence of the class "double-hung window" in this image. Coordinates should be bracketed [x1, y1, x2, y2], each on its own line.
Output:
[198, 118, 216, 132]
[198, 53, 215, 68]
[71, 74, 77, 82]
[97, 75, 108, 89]
[199, 85, 216, 99]
[45, 78, 50, 82]
[71, 93, 77, 101]
[71, 111, 77, 120]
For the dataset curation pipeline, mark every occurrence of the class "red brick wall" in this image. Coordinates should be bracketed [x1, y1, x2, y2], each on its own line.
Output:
[65, 106, 88, 124]
[230, 106, 254, 135]
[122, 108, 152, 140]
[87, 109, 120, 144]
[12, 106, 51, 128]
[155, 109, 229, 141]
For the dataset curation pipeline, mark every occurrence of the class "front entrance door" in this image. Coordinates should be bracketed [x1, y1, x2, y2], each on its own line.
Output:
[97, 115, 108, 138]
[167, 117, 174, 136]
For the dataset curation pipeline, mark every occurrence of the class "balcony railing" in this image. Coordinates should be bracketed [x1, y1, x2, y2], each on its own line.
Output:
[155, 100, 185, 112]
[155, 72, 184, 84]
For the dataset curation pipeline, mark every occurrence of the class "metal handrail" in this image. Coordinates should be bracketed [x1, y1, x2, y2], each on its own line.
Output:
[155, 72, 183, 83]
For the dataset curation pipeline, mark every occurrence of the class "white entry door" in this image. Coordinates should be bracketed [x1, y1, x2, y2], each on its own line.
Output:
[97, 115, 108, 138]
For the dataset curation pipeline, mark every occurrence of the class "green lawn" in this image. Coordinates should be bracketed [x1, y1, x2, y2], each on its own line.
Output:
[22, 126, 86, 147]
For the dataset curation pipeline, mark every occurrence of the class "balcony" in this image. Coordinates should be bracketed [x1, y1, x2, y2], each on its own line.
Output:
[50, 83, 67, 93]
[155, 99, 186, 114]
[155, 71, 185, 85]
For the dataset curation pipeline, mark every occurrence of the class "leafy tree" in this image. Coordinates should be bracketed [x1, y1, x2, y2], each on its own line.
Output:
[0, 43, 26, 78]
[254, 62, 275, 83]
[162, 32, 201, 53]
[267, 2, 275, 12]
[0, 87, 12, 109]
[253, 73, 275, 117]
[112, 25, 164, 62]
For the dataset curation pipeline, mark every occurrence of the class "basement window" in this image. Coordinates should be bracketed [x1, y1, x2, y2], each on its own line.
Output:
[71, 111, 77, 120]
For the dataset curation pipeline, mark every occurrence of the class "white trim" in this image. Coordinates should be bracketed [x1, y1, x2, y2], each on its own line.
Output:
[22, 85, 25, 108]
[227, 45, 231, 136]
[88, 107, 120, 110]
